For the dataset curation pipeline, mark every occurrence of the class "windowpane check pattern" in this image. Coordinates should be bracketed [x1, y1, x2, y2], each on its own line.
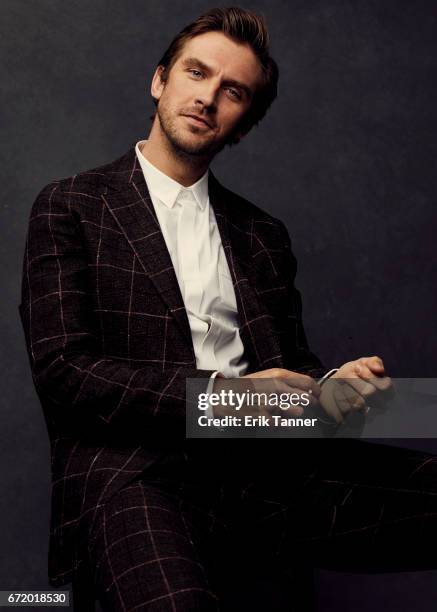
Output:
[19, 145, 323, 587]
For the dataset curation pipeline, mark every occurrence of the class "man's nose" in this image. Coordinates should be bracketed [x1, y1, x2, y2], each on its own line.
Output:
[194, 81, 219, 110]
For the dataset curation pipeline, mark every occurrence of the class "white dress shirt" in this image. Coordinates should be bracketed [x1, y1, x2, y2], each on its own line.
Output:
[135, 141, 249, 382]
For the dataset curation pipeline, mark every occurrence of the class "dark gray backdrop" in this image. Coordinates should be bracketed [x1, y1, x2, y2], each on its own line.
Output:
[1, 1, 437, 610]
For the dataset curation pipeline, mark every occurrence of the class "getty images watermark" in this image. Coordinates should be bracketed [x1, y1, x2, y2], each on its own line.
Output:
[186, 378, 437, 438]
[186, 377, 333, 438]
[196, 387, 317, 429]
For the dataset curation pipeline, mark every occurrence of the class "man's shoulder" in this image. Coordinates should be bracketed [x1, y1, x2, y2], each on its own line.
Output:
[34, 146, 136, 206]
[36, 146, 139, 213]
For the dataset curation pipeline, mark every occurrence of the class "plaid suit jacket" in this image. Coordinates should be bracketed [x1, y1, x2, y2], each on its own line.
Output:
[19, 145, 323, 586]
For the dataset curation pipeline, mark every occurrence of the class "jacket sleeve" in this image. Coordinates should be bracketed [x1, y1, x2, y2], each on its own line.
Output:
[19, 183, 213, 442]
[276, 219, 326, 379]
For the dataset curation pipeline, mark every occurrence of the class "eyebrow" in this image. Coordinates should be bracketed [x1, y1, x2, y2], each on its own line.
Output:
[181, 56, 253, 99]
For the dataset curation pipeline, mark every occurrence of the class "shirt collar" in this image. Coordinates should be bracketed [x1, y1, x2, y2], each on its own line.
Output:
[135, 140, 209, 210]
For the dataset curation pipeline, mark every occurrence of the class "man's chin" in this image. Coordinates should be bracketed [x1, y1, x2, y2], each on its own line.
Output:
[170, 135, 221, 157]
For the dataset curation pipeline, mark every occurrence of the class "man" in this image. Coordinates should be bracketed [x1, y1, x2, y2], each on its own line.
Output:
[20, 7, 437, 611]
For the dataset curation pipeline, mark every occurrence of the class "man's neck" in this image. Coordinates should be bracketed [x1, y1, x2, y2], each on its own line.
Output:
[141, 124, 210, 187]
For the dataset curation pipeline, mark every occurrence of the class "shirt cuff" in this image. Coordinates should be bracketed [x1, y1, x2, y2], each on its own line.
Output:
[205, 371, 224, 419]
[317, 368, 339, 386]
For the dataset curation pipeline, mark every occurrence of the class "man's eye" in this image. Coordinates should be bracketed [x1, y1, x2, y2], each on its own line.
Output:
[189, 69, 203, 78]
[226, 88, 241, 100]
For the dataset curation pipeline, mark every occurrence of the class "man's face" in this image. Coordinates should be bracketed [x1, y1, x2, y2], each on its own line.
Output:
[151, 31, 263, 157]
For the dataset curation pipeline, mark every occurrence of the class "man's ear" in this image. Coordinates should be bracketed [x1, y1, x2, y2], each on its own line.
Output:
[150, 65, 166, 101]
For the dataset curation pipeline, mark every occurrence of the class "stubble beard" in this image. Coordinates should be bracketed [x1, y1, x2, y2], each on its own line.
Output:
[156, 102, 232, 162]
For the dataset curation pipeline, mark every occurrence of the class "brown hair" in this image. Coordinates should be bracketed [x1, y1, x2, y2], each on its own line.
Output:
[155, 7, 279, 136]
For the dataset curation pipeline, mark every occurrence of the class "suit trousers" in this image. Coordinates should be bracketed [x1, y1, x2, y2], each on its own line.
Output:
[83, 439, 437, 611]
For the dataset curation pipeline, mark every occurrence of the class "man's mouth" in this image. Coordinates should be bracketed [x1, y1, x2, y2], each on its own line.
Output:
[182, 114, 213, 129]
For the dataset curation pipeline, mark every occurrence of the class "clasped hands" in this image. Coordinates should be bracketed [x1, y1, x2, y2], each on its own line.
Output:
[213, 356, 392, 425]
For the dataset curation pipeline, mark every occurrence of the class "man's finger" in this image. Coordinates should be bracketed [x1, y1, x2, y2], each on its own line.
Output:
[334, 383, 367, 414]
[353, 366, 393, 392]
[360, 356, 385, 374]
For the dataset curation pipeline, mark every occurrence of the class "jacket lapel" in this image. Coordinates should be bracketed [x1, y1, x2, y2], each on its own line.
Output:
[209, 174, 284, 372]
[102, 147, 194, 346]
